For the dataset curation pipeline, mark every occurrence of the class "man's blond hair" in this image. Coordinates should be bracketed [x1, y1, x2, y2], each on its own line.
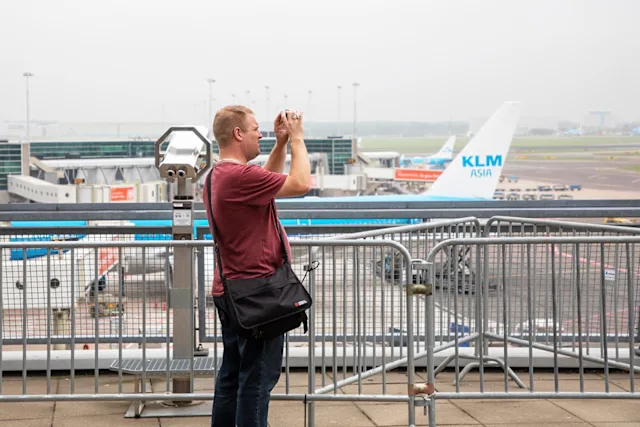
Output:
[213, 105, 255, 148]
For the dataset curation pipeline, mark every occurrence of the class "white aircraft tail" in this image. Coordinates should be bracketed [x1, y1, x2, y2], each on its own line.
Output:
[426, 102, 522, 199]
[434, 135, 456, 160]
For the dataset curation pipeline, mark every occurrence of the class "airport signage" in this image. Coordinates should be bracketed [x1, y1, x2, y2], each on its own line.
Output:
[110, 186, 135, 202]
[462, 154, 503, 178]
[394, 168, 443, 182]
[461, 154, 503, 168]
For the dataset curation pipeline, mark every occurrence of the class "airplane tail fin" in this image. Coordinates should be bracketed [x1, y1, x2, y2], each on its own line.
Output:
[434, 135, 456, 160]
[425, 102, 522, 199]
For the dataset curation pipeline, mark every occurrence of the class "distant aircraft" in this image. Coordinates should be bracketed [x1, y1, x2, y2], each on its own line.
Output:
[399, 135, 457, 169]
[1, 230, 122, 311]
[632, 127, 640, 135]
[564, 126, 582, 136]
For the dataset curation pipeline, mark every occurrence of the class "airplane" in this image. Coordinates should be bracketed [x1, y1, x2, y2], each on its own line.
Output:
[564, 125, 582, 136]
[5, 102, 521, 279]
[1, 226, 123, 315]
[399, 135, 457, 169]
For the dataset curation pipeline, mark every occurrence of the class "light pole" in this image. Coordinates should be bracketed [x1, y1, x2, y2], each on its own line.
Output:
[284, 93, 288, 110]
[337, 85, 342, 135]
[352, 82, 359, 138]
[23, 72, 34, 176]
[232, 93, 236, 104]
[265, 85, 270, 119]
[207, 78, 215, 128]
[245, 90, 251, 106]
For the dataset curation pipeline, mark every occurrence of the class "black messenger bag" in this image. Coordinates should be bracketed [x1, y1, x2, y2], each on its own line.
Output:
[205, 167, 313, 339]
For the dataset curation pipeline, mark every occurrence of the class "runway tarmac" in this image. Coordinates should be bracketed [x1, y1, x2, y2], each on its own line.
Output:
[502, 160, 640, 192]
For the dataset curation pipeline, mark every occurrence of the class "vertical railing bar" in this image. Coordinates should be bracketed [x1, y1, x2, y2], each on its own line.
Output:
[551, 243, 559, 393]
[352, 246, 357, 380]
[626, 243, 635, 392]
[94, 247, 99, 394]
[70, 247, 76, 394]
[46, 247, 52, 395]
[332, 246, 337, 394]
[501, 243, 508, 392]
[321, 247, 326, 388]
[142, 246, 147, 394]
[576, 243, 585, 393]
[165, 246, 171, 392]
[600, 243, 610, 393]
[118, 246, 124, 394]
[527, 243, 534, 391]
[0, 248, 3, 394]
[342, 247, 347, 380]
[22, 248, 28, 395]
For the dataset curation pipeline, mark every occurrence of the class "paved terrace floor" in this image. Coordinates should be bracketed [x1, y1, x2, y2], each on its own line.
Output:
[1, 369, 639, 426]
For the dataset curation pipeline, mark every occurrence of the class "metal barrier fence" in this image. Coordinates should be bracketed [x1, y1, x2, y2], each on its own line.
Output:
[6, 218, 640, 426]
[0, 225, 172, 345]
[0, 238, 424, 426]
[422, 235, 640, 426]
[196, 217, 480, 351]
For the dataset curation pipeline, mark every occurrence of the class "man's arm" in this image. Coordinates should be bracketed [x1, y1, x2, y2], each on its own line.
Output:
[263, 141, 287, 173]
[275, 136, 310, 197]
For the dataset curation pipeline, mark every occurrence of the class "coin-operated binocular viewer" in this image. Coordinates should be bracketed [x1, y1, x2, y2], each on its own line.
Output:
[155, 126, 212, 398]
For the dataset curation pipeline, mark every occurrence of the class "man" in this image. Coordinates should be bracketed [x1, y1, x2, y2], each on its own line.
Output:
[203, 105, 310, 427]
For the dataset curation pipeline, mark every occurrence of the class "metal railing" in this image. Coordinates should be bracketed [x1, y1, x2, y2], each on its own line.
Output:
[0, 237, 422, 426]
[421, 234, 640, 425]
[6, 218, 640, 426]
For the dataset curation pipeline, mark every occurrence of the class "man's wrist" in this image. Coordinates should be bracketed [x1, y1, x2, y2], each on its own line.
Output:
[290, 136, 304, 144]
[275, 137, 288, 146]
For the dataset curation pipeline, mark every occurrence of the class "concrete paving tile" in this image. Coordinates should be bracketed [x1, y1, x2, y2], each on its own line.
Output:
[553, 400, 640, 423]
[269, 402, 374, 427]
[339, 382, 411, 396]
[276, 371, 333, 388]
[54, 401, 132, 418]
[485, 424, 591, 427]
[606, 379, 640, 392]
[526, 379, 627, 393]
[0, 403, 54, 421]
[592, 424, 640, 427]
[425, 370, 604, 385]
[53, 414, 160, 426]
[434, 377, 531, 394]
[0, 377, 59, 395]
[357, 402, 477, 426]
[160, 417, 211, 427]
[453, 400, 581, 425]
[0, 420, 53, 427]
[57, 376, 142, 394]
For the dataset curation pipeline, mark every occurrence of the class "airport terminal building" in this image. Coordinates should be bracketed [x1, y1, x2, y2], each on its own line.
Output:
[0, 136, 359, 203]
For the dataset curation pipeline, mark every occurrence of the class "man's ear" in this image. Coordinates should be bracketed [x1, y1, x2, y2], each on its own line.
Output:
[233, 127, 243, 141]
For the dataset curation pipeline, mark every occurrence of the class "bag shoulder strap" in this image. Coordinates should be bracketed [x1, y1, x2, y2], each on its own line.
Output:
[204, 164, 227, 283]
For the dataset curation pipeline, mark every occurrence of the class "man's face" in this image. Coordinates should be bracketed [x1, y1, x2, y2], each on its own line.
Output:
[241, 114, 262, 161]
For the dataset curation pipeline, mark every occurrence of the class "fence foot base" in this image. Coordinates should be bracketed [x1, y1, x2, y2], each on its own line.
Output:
[434, 354, 526, 389]
[125, 400, 211, 418]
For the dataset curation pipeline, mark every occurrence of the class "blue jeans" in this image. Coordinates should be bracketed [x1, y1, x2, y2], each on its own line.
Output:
[211, 296, 284, 427]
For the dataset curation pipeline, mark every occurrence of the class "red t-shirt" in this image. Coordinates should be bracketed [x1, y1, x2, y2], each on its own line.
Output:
[203, 162, 291, 297]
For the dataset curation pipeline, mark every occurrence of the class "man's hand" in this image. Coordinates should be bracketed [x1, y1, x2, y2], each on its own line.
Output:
[274, 112, 289, 145]
[281, 110, 304, 141]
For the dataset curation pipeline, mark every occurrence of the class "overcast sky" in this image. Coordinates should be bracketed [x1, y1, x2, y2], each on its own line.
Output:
[1, 0, 639, 126]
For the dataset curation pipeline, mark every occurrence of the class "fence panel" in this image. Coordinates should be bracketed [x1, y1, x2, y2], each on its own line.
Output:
[422, 235, 640, 421]
[1, 238, 424, 426]
[0, 226, 172, 345]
